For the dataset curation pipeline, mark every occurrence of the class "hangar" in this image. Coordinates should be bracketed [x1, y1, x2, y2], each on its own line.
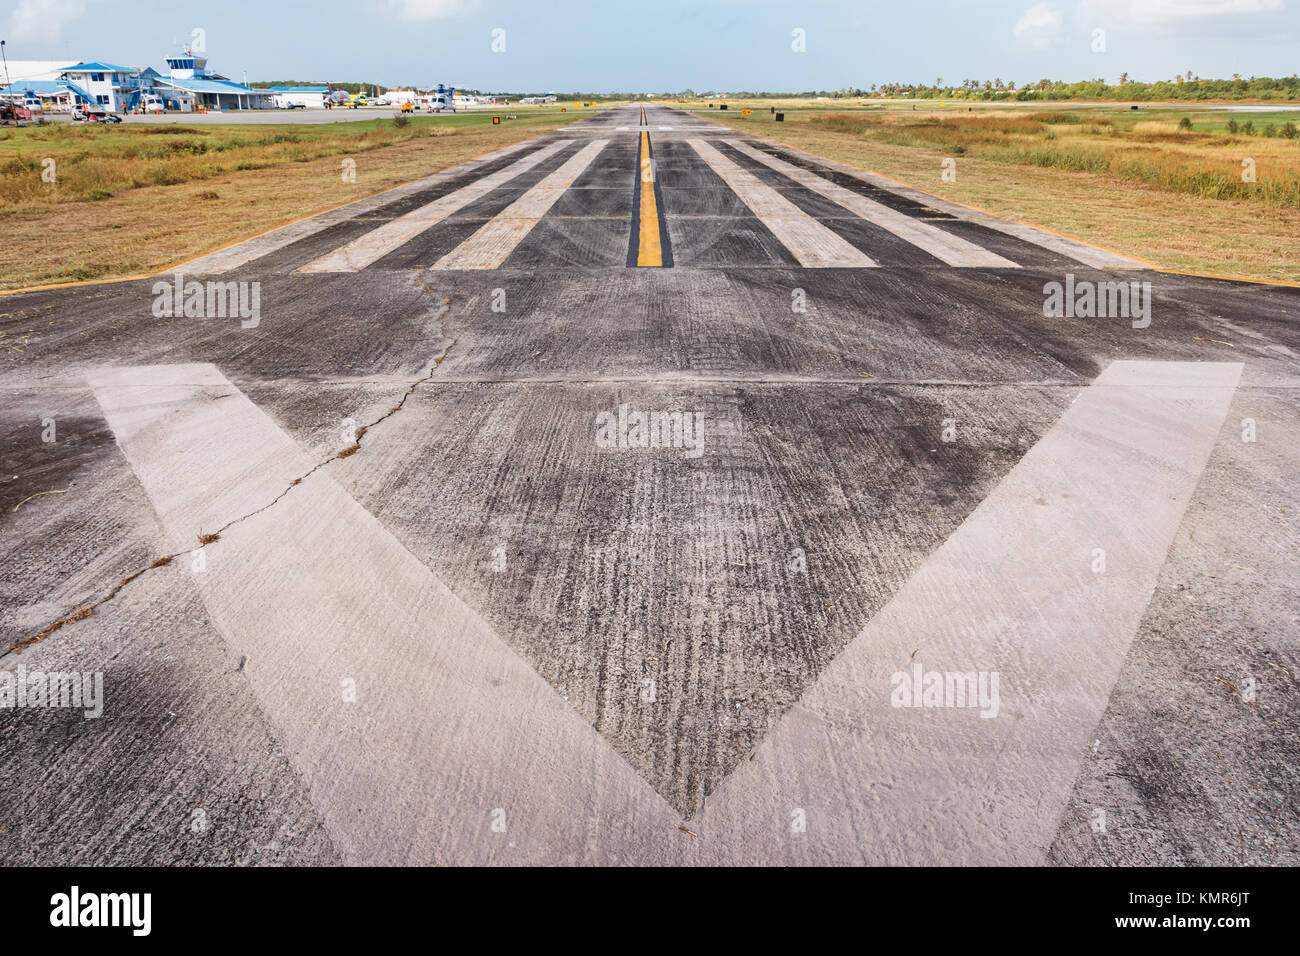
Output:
[268, 85, 329, 109]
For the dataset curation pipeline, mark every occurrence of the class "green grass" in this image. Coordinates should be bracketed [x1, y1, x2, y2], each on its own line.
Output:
[0, 112, 565, 209]
[0, 109, 583, 289]
[791, 107, 1300, 209]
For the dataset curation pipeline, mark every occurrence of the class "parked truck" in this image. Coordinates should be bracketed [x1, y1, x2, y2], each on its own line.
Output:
[1, 99, 34, 125]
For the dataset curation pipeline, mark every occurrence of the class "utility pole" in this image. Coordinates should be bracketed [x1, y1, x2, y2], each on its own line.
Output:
[1, 40, 12, 90]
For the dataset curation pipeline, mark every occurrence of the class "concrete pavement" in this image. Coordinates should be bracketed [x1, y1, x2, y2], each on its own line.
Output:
[1, 104, 1296, 865]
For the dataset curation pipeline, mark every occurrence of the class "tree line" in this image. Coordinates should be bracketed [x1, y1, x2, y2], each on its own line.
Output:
[668, 76, 1300, 101]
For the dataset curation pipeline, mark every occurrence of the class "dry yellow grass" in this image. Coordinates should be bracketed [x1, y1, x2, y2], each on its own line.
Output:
[0, 114, 575, 291]
[697, 107, 1300, 284]
[1131, 120, 1181, 134]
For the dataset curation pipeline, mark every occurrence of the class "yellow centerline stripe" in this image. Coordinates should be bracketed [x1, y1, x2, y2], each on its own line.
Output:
[636, 129, 663, 267]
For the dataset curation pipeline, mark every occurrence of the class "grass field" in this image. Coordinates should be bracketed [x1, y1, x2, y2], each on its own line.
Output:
[0, 110, 578, 290]
[674, 100, 1300, 283]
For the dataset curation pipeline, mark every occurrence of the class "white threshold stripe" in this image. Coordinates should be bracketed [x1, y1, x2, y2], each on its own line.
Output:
[297, 140, 572, 274]
[88, 363, 683, 866]
[978, 220, 1144, 270]
[729, 140, 1019, 268]
[691, 360, 1242, 865]
[182, 139, 541, 276]
[687, 139, 877, 268]
[806, 156, 1146, 269]
[430, 139, 610, 270]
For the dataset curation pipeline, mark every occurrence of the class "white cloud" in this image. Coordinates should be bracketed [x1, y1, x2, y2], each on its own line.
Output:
[385, 0, 481, 20]
[1014, 2, 1067, 47]
[1123, 0, 1283, 21]
[5, 0, 87, 43]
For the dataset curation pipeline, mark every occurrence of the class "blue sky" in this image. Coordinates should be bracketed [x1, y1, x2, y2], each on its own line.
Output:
[3, 0, 1297, 91]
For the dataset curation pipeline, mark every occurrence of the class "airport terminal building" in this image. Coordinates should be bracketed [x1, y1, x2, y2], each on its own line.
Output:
[152, 52, 273, 110]
[1, 50, 272, 112]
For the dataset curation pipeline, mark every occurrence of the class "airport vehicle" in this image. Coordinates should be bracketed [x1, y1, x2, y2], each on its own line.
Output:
[73, 107, 120, 123]
[0, 99, 33, 125]
[283, 101, 306, 109]
[400, 101, 414, 113]
[426, 84, 456, 112]
[344, 94, 368, 108]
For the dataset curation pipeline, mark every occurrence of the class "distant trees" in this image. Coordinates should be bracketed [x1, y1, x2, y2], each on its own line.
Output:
[819, 74, 1300, 102]
[625, 75, 1299, 104]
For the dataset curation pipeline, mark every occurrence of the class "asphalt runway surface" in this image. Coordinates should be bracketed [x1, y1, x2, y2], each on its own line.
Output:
[1, 104, 1296, 865]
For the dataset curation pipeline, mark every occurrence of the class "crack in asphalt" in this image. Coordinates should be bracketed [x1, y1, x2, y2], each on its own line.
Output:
[4, 294, 456, 659]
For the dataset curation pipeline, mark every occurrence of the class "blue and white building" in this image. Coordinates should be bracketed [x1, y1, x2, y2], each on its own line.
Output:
[150, 51, 274, 111]
[1, 79, 76, 111]
[59, 62, 140, 111]
[1, 49, 274, 112]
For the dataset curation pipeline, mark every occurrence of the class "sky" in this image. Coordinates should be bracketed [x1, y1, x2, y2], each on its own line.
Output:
[2, 0, 1297, 91]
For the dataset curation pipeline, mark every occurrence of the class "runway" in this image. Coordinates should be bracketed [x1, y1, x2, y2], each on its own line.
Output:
[1, 105, 1296, 866]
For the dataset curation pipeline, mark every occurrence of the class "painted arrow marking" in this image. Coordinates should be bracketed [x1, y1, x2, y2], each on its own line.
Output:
[88, 359, 1240, 864]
